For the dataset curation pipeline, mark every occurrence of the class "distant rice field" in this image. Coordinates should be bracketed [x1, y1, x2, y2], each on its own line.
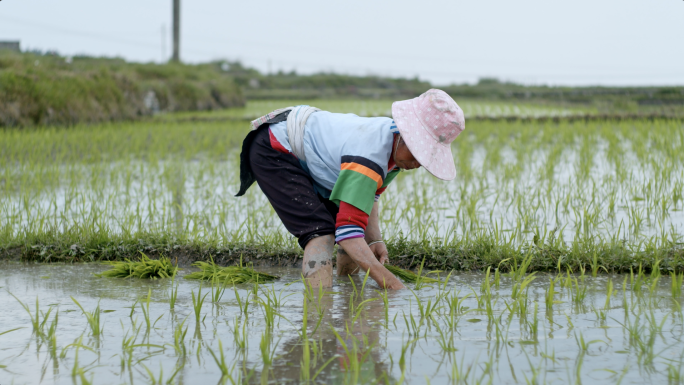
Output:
[165, 99, 596, 121]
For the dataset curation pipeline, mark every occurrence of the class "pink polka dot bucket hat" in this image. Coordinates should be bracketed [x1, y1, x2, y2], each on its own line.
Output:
[392, 89, 465, 181]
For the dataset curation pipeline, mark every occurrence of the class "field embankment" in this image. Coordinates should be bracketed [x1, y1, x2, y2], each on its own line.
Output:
[0, 52, 244, 127]
[4, 233, 683, 275]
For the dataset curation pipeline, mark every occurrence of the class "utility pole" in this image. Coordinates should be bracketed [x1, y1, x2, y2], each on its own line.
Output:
[171, 0, 180, 62]
[161, 24, 166, 62]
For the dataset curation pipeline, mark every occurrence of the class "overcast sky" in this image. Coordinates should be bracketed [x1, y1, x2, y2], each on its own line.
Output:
[1, 0, 682, 86]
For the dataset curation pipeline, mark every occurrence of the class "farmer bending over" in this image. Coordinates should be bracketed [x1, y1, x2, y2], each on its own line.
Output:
[236, 89, 465, 289]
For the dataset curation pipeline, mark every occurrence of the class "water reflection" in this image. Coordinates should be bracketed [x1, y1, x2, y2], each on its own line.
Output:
[1, 264, 683, 384]
[243, 274, 397, 384]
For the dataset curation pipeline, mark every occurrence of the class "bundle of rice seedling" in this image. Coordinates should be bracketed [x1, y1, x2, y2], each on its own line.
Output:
[385, 258, 442, 284]
[385, 265, 439, 283]
[184, 259, 279, 284]
[96, 253, 177, 279]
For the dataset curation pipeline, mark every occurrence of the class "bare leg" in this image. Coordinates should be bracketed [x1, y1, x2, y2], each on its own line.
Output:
[336, 247, 360, 276]
[302, 234, 334, 288]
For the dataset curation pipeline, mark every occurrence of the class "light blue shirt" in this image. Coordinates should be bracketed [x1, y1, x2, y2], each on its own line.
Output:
[269, 111, 399, 197]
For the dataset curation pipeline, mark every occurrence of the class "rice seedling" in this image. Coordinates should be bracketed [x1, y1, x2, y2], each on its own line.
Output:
[231, 315, 248, 351]
[300, 336, 336, 383]
[171, 318, 189, 356]
[0, 327, 25, 337]
[574, 331, 607, 351]
[511, 272, 536, 301]
[191, 285, 208, 324]
[480, 266, 493, 295]
[330, 325, 374, 384]
[562, 269, 574, 289]
[261, 283, 293, 312]
[667, 364, 684, 385]
[9, 294, 53, 336]
[402, 310, 422, 337]
[571, 278, 588, 305]
[604, 279, 614, 310]
[592, 305, 608, 322]
[71, 297, 103, 336]
[300, 334, 311, 382]
[384, 258, 442, 286]
[545, 277, 560, 310]
[671, 272, 683, 298]
[140, 289, 152, 332]
[529, 302, 539, 342]
[444, 292, 472, 329]
[377, 287, 390, 327]
[95, 253, 177, 279]
[169, 278, 179, 310]
[351, 296, 378, 325]
[434, 323, 458, 353]
[415, 290, 445, 324]
[648, 276, 661, 302]
[301, 296, 309, 339]
[493, 267, 502, 289]
[257, 293, 282, 330]
[234, 287, 250, 317]
[300, 287, 326, 337]
[184, 259, 279, 284]
[211, 278, 228, 303]
[258, 330, 279, 367]
[207, 339, 237, 383]
[140, 363, 166, 385]
[394, 338, 418, 384]
[448, 352, 478, 385]
[45, 311, 59, 360]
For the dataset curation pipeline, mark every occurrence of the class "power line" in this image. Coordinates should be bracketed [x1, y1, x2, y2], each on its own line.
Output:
[0, 15, 159, 49]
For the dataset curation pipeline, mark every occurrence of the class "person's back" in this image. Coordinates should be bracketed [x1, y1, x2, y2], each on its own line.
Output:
[270, 111, 399, 210]
[237, 89, 465, 290]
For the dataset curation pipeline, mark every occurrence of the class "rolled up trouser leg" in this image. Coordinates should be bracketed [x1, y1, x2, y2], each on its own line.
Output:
[248, 126, 338, 249]
[302, 234, 334, 288]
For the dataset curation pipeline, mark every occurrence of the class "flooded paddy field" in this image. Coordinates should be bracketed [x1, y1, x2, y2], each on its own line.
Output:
[2, 263, 683, 384]
[1, 113, 683, 269]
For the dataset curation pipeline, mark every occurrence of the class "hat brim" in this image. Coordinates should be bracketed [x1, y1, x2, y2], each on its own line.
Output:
[392, 100, 457, 181]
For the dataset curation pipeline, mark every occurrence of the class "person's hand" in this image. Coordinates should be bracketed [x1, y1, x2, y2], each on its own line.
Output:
[369, 241, 389, 265]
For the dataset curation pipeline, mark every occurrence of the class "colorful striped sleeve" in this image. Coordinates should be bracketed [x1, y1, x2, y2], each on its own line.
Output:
[330, 155, 385, 216]
[334, 202, 368, 243]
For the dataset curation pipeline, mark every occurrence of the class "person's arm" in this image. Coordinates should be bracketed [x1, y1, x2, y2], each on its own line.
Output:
[365, 202, 388, 264]
[330, 155, 402, 288]
[338, 237, 405, 289]
[365, 167, 400, 264]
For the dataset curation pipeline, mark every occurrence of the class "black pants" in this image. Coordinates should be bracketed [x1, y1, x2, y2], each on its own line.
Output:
[248, 126, 338, 249]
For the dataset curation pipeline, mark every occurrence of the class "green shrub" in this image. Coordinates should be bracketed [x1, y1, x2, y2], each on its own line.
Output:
[0, 52, 245, 127]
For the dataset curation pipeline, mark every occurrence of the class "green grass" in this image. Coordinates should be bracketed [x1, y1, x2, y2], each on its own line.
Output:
[95, 253, 177, 279]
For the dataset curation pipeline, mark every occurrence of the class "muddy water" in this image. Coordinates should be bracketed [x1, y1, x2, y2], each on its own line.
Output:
[0, 263, 682, 384]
